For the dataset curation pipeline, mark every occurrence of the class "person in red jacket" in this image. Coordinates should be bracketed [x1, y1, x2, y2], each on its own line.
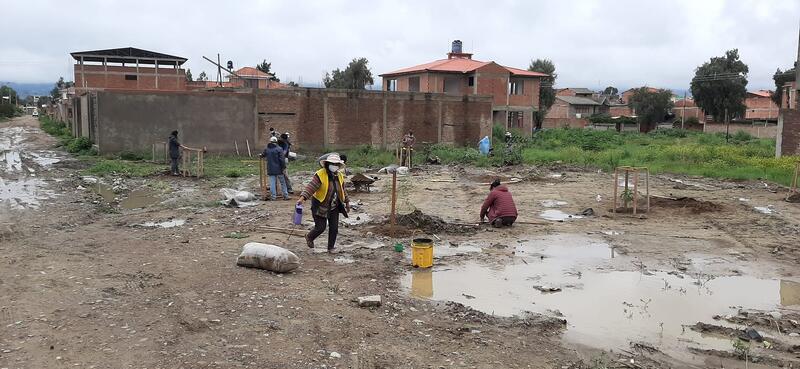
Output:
[480, 179, 518, 227]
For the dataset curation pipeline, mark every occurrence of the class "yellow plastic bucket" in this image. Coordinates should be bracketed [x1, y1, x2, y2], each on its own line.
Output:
[411, 238, 434, 268]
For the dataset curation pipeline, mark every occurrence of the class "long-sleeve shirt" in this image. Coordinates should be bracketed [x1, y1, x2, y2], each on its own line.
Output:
[480, 185, 518, 221]
[301, 171, 348, 218]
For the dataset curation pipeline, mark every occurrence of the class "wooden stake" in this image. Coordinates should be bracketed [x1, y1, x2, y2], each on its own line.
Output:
[246, 139, 252, 157]
[235, 141, 240, 156]
[633, 169, 639, 215]
[646, 169, 650, 212]
[390, 171, 398, 236]
[624, 170, 629, 209]
[613, 168, 618, 216]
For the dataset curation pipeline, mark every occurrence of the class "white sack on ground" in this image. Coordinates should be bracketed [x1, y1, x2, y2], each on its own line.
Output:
[236, 242, 300, 273]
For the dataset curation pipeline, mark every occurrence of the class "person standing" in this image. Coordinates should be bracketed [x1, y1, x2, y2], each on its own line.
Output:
[262, 137, 289, 201]
[278, 133, 293, 194]
[479, 179, 518, 227]
[168, 130, 181, 176]
[400, 130, 415, 166]
[297, 153, 349, 253]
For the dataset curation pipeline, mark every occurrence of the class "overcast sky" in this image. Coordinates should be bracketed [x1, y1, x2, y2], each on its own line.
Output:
[1, 0, 798, 91]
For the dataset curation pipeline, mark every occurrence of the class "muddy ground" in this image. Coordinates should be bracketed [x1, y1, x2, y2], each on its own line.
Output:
[2, 115, 800, 369]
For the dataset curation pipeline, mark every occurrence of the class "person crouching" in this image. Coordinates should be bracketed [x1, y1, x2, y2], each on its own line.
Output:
[297, 153, 349, 253]
[480, 179, 518, 227]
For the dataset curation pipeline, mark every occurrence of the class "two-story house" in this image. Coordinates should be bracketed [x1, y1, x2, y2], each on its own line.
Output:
[380, 40, 548, 134]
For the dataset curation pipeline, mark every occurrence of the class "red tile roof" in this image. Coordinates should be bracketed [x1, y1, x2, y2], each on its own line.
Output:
[235, 66, 272, 79]
[747, 90, 773, 98]
[381, 58, 548, 77]
[674, 98, 697, 108]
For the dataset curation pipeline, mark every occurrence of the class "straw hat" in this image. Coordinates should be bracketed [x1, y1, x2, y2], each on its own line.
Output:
[323, 152, 344, 164]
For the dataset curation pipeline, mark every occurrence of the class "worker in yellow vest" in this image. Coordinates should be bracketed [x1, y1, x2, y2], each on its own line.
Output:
[297, 153, 350, 253]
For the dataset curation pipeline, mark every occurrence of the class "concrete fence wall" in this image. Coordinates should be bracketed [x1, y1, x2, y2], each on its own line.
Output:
[777, 109, 800, 157]
[76, 88, 493, 154]
[702, 122, 778, 139]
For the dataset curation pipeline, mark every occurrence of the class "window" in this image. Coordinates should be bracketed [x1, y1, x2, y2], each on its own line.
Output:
[509, 79, 523, 95]
[125, 74, 137, 81]
[507, 111, 524, 129]
[468, 76, 475, 87]
[386, 79, 397, 92]
[408, 76, 420, 92]
[443, 77, 460, 95]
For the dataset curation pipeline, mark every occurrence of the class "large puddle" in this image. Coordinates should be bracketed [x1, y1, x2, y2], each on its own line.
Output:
[93, 183, 161, 209]
[402, 234, 800, 359]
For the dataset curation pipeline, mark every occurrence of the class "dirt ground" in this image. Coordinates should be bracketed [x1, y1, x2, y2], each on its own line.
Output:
[2, 115, 800, 369]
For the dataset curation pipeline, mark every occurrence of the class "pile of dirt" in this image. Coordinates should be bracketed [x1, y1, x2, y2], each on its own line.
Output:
[786, 192, 800, 203]
[650, 196, 722, 214]
[394, 210, 478, 235]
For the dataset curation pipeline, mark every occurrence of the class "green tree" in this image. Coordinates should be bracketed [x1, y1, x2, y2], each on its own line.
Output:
[528, 58, 557, 128]
[324, 57, 374, 90]
[690, 49, 749, 122]
[49, 77, 74, 99]
[772, 68, 794, 107]
[186, 69, 193, 82]
[287, 81, 299, 87]
[603, 86, 619, 96]
[256, 60, 280, 82]
[628, 87, 674, 132]
[1, 85, 19, 104]
[198, 71, 208, 82]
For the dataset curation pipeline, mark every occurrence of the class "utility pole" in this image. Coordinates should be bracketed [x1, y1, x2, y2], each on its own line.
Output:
[795, 17, 800, 108]
[217, 53, 222, 87]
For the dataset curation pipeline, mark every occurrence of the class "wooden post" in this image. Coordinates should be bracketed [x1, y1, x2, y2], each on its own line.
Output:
[623, 170, 630, 209]
[646, 168, 650, 212]
[390, 171, 398, 232]
[792, 162, 800, 193]
[613, 168, 618, 216]
[259, 157, 268, 200]
[246, 139, 252, 157]
[632, 169, 639, 215]
[235, 141, 240, 156]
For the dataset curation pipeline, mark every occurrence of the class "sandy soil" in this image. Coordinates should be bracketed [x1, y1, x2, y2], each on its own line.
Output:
[2, 115, 800, 369]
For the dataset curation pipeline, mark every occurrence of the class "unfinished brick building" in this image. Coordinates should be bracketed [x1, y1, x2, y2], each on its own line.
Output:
[71, 47, 188, 93]
[380, 40, 547, 134]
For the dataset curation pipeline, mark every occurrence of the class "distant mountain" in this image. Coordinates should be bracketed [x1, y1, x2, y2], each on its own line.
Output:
[0, 82, 54, 98]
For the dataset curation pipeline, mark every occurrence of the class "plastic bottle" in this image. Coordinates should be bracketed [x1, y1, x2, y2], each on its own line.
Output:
[293, 204, 303, 225]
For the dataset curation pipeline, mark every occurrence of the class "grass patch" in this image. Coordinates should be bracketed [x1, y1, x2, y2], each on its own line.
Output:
[39, 116, 97, 155]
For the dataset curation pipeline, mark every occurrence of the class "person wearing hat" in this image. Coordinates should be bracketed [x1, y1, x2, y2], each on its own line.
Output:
[479, 179, 518, 228]
[297, 153, 349, 253]
[261, 136, 289, 201]
[277, 133, 293, 194]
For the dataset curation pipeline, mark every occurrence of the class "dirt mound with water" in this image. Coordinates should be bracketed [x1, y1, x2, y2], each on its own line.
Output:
[373, 210, 478, 234]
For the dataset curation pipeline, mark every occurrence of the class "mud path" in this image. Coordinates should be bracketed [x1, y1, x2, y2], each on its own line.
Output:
[2, 115, 800, 368]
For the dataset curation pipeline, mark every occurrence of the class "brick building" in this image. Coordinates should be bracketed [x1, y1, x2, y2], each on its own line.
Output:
[380, 40, 547, 134]
[72, 47, 188, 93]
[672, 98, 705, 122]
[744, 90, 779, 122]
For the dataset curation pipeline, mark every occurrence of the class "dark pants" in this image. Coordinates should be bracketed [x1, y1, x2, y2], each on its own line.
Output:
[170, 157, 179, 175]
[491, 216, 516, 228]
[282, 168, 293, 193]
[307, 208, 340, 250]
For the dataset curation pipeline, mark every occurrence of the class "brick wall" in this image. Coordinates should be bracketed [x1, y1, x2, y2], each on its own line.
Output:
[744, 95, 779, 120]
[256, 89, 493, 150]
[778, 109, 800, 157]
[74, 64, 186, 92]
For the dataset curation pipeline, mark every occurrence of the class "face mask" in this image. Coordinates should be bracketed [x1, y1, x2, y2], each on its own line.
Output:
[328, 165, 340, 173]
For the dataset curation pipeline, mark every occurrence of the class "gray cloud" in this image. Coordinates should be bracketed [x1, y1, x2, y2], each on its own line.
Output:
[0, 0, 796, 91]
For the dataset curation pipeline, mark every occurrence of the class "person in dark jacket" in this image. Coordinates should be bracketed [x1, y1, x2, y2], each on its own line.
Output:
[297, 153, 349, 253]
[277, 133, 293, 194]
[480, 179, 518, 227]
[261, 137, 289, 200]
[168, 130, 181, 175]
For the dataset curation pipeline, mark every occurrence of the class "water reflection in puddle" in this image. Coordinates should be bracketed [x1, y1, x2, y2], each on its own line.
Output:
[402, 234, 800, 358]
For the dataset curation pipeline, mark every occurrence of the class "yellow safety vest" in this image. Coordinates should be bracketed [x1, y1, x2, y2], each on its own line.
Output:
[313, 168, 347, 204]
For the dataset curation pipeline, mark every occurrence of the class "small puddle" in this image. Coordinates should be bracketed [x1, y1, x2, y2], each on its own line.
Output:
[754, 206, 775, 214]
[402, 234, 800, 360]
[2, 151, 22, 172]
[0, 177, 54, 209]
[539, 210, 583, 221]
[139, 219, 186, 228]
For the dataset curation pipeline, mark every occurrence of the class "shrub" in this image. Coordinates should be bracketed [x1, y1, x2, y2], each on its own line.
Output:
[119, 151, 145, 161]
[730, 130, 755, 144]
[66, 137, 93, 154]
